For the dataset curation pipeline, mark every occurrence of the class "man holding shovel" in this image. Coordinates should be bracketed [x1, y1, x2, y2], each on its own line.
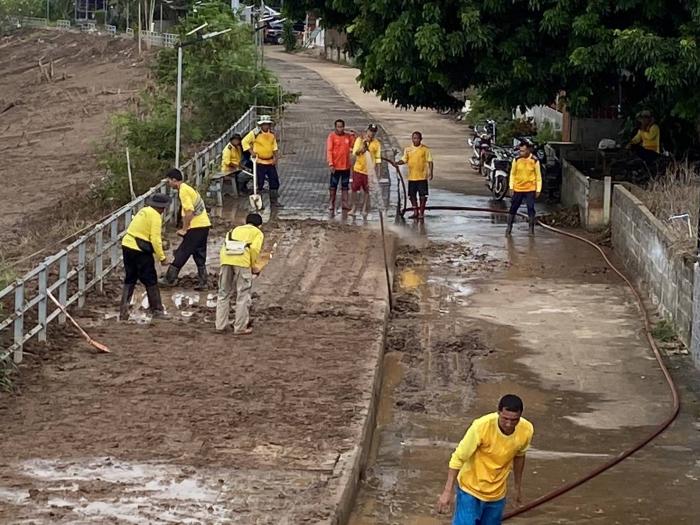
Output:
[242, 115, 283, 208]
[160, 168, 212, 290]
[120, 193, 171, 320]
[215, 213, 265, 335]
[350, 124, 382, 218]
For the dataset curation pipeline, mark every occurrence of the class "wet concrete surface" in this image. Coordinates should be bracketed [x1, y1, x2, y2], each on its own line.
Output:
[348, 208, 700, 524]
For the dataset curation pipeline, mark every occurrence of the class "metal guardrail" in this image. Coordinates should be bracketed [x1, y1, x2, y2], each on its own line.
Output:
[0, 107, 261, 365]
[163, 33, 177, 48]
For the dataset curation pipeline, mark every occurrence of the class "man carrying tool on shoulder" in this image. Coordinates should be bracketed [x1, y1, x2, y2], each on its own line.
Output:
[160, 168, 212, 290]
[326, 118, 355, 215]
[397, 131, 433, 220]
[215, 213, 264, 335]
[120, 193, 171, 320]
[506, 142, 542, 237]
[350, 123, 382, 219]
[437, 394, 534, 525]
[242, 115, 284, 208]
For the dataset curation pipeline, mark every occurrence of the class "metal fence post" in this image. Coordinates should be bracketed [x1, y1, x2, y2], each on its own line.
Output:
[38, 264, 48, 342]
[58, 253, 68, 324]
[78, 241, 87, 308]
[13, 280, 24, 364]
[95, 227, 104, 293]
[110, 219, 118, 269]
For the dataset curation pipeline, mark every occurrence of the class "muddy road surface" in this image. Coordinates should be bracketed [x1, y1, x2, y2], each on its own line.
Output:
[0, 29, 150, 260]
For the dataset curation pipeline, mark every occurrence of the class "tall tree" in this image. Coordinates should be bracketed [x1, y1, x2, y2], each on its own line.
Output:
[286, 0, 700, 137]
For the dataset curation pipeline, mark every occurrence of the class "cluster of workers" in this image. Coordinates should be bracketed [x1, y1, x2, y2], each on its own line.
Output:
[117, 114, 541, 524]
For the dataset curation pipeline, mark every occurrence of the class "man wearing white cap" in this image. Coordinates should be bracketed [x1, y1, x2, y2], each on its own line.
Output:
[242, 115, 283, 207]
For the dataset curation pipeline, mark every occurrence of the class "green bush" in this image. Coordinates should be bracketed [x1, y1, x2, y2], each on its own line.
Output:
[282, 19, 296, 52]
[535, 121, 563, 144]
[97, 3, 280, 205]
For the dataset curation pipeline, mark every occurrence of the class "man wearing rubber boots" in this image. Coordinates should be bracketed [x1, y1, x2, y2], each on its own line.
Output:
[350, 124, 382, 219]
[506, 143, 542, 236]
[326, 119, 355, 215]
[120, 193, 171, 320]
[161, 168, 212, 290]
[397, 131, 433, 220]
[437, 394, 534, 525]
[242, 115, 284, 208]
[215, 213, 264, 335]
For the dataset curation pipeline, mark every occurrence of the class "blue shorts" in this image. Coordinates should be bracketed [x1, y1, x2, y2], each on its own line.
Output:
[330, 169, 351, 190]
[453, 487, 506, 525]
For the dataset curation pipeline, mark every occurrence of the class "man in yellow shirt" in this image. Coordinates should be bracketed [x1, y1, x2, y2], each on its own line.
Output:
[242, 115, 283, 207]
[221, 133, 251, 194]
[161, 168, 212, 290]
[350, 123, 382, 218]
[120, 193, 171, 320]
[437, 395, 534, 525]
[216, 213, 264, 334]
[628, 110, 661, 163]
[506, 143, 542, 237]
[397, 131, 433, 220]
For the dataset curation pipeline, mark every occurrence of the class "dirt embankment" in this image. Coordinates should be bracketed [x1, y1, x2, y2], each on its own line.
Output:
[0, 29, 151, 264]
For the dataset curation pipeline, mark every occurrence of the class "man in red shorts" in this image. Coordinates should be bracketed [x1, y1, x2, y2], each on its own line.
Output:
[326, 119, 356, 215]
[350, 124, 382, 218]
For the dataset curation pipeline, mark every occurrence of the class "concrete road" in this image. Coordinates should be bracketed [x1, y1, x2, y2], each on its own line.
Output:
[267, 48, 700, 524]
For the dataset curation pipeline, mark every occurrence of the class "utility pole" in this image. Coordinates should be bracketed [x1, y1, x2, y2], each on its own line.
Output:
[159, 2, 163, 33]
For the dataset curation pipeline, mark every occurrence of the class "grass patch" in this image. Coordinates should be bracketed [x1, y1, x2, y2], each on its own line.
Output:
[652, 320, 677, 343]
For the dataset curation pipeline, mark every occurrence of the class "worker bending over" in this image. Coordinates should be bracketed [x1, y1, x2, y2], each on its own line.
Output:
[221, 133, 251, 195]
[120, 193, 171, 320]
[437, 395, 534, 525]
[216, 213, 264, 335]
[161, 168, 212, 290]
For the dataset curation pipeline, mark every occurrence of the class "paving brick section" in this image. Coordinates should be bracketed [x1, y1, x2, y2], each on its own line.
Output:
[269, 57, 398, 219]
[0, 57, 396, 523]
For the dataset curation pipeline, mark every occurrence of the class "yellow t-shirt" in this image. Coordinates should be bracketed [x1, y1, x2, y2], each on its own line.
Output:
[121, 206, 166, 262]
[509, 155, 542, 193]
[219, 224, 264, 268]
[221, 143, 242, 174]
[352, 137, 381, 175]
[449, 412, 534, 501]
[242, 129, 278, 165]
[179, 182, 211, 229]
[401, 144, 433, 181]
[631, 124, 660, 153]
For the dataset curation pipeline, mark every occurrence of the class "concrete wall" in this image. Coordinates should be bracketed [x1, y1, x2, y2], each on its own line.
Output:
[611, 186, 694, 347]
[570, 118, 624, 148]
[561, 160, 608, 230]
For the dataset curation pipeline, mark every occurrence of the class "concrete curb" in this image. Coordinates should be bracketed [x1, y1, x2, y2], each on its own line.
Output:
[329, 232, 397, 525]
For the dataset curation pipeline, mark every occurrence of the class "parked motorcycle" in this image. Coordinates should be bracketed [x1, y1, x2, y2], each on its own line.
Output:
[468, 119, 496, 173]
[482, 145, 514, 200]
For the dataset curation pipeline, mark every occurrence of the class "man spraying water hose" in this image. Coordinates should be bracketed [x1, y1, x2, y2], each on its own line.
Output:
[437, 394, 534, 525]
[350, 124, 382, 219]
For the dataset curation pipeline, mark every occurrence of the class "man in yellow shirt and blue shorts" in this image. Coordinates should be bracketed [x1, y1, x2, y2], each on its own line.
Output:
[437, 395, 534, 524]
[397, 131, 433, 219]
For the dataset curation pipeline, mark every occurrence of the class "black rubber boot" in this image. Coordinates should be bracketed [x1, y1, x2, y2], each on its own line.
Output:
[194, 265, 208, 291]
[505, 214, 515, 236]
[119, 284, 135, 321]
[528, 216, 536, 236]
[146, 285, 168, 318]
[270, 189, 284, 208]
[158, 265, 179, 287]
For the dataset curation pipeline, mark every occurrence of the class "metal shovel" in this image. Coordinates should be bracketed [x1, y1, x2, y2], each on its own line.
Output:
[249, 157, 264, 211]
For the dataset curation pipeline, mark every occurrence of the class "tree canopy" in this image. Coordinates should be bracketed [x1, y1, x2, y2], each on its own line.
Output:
[286, 0, 700, 130]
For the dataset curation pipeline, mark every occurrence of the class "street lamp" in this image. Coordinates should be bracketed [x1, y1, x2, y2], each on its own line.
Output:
[174, 23, 232, 168]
